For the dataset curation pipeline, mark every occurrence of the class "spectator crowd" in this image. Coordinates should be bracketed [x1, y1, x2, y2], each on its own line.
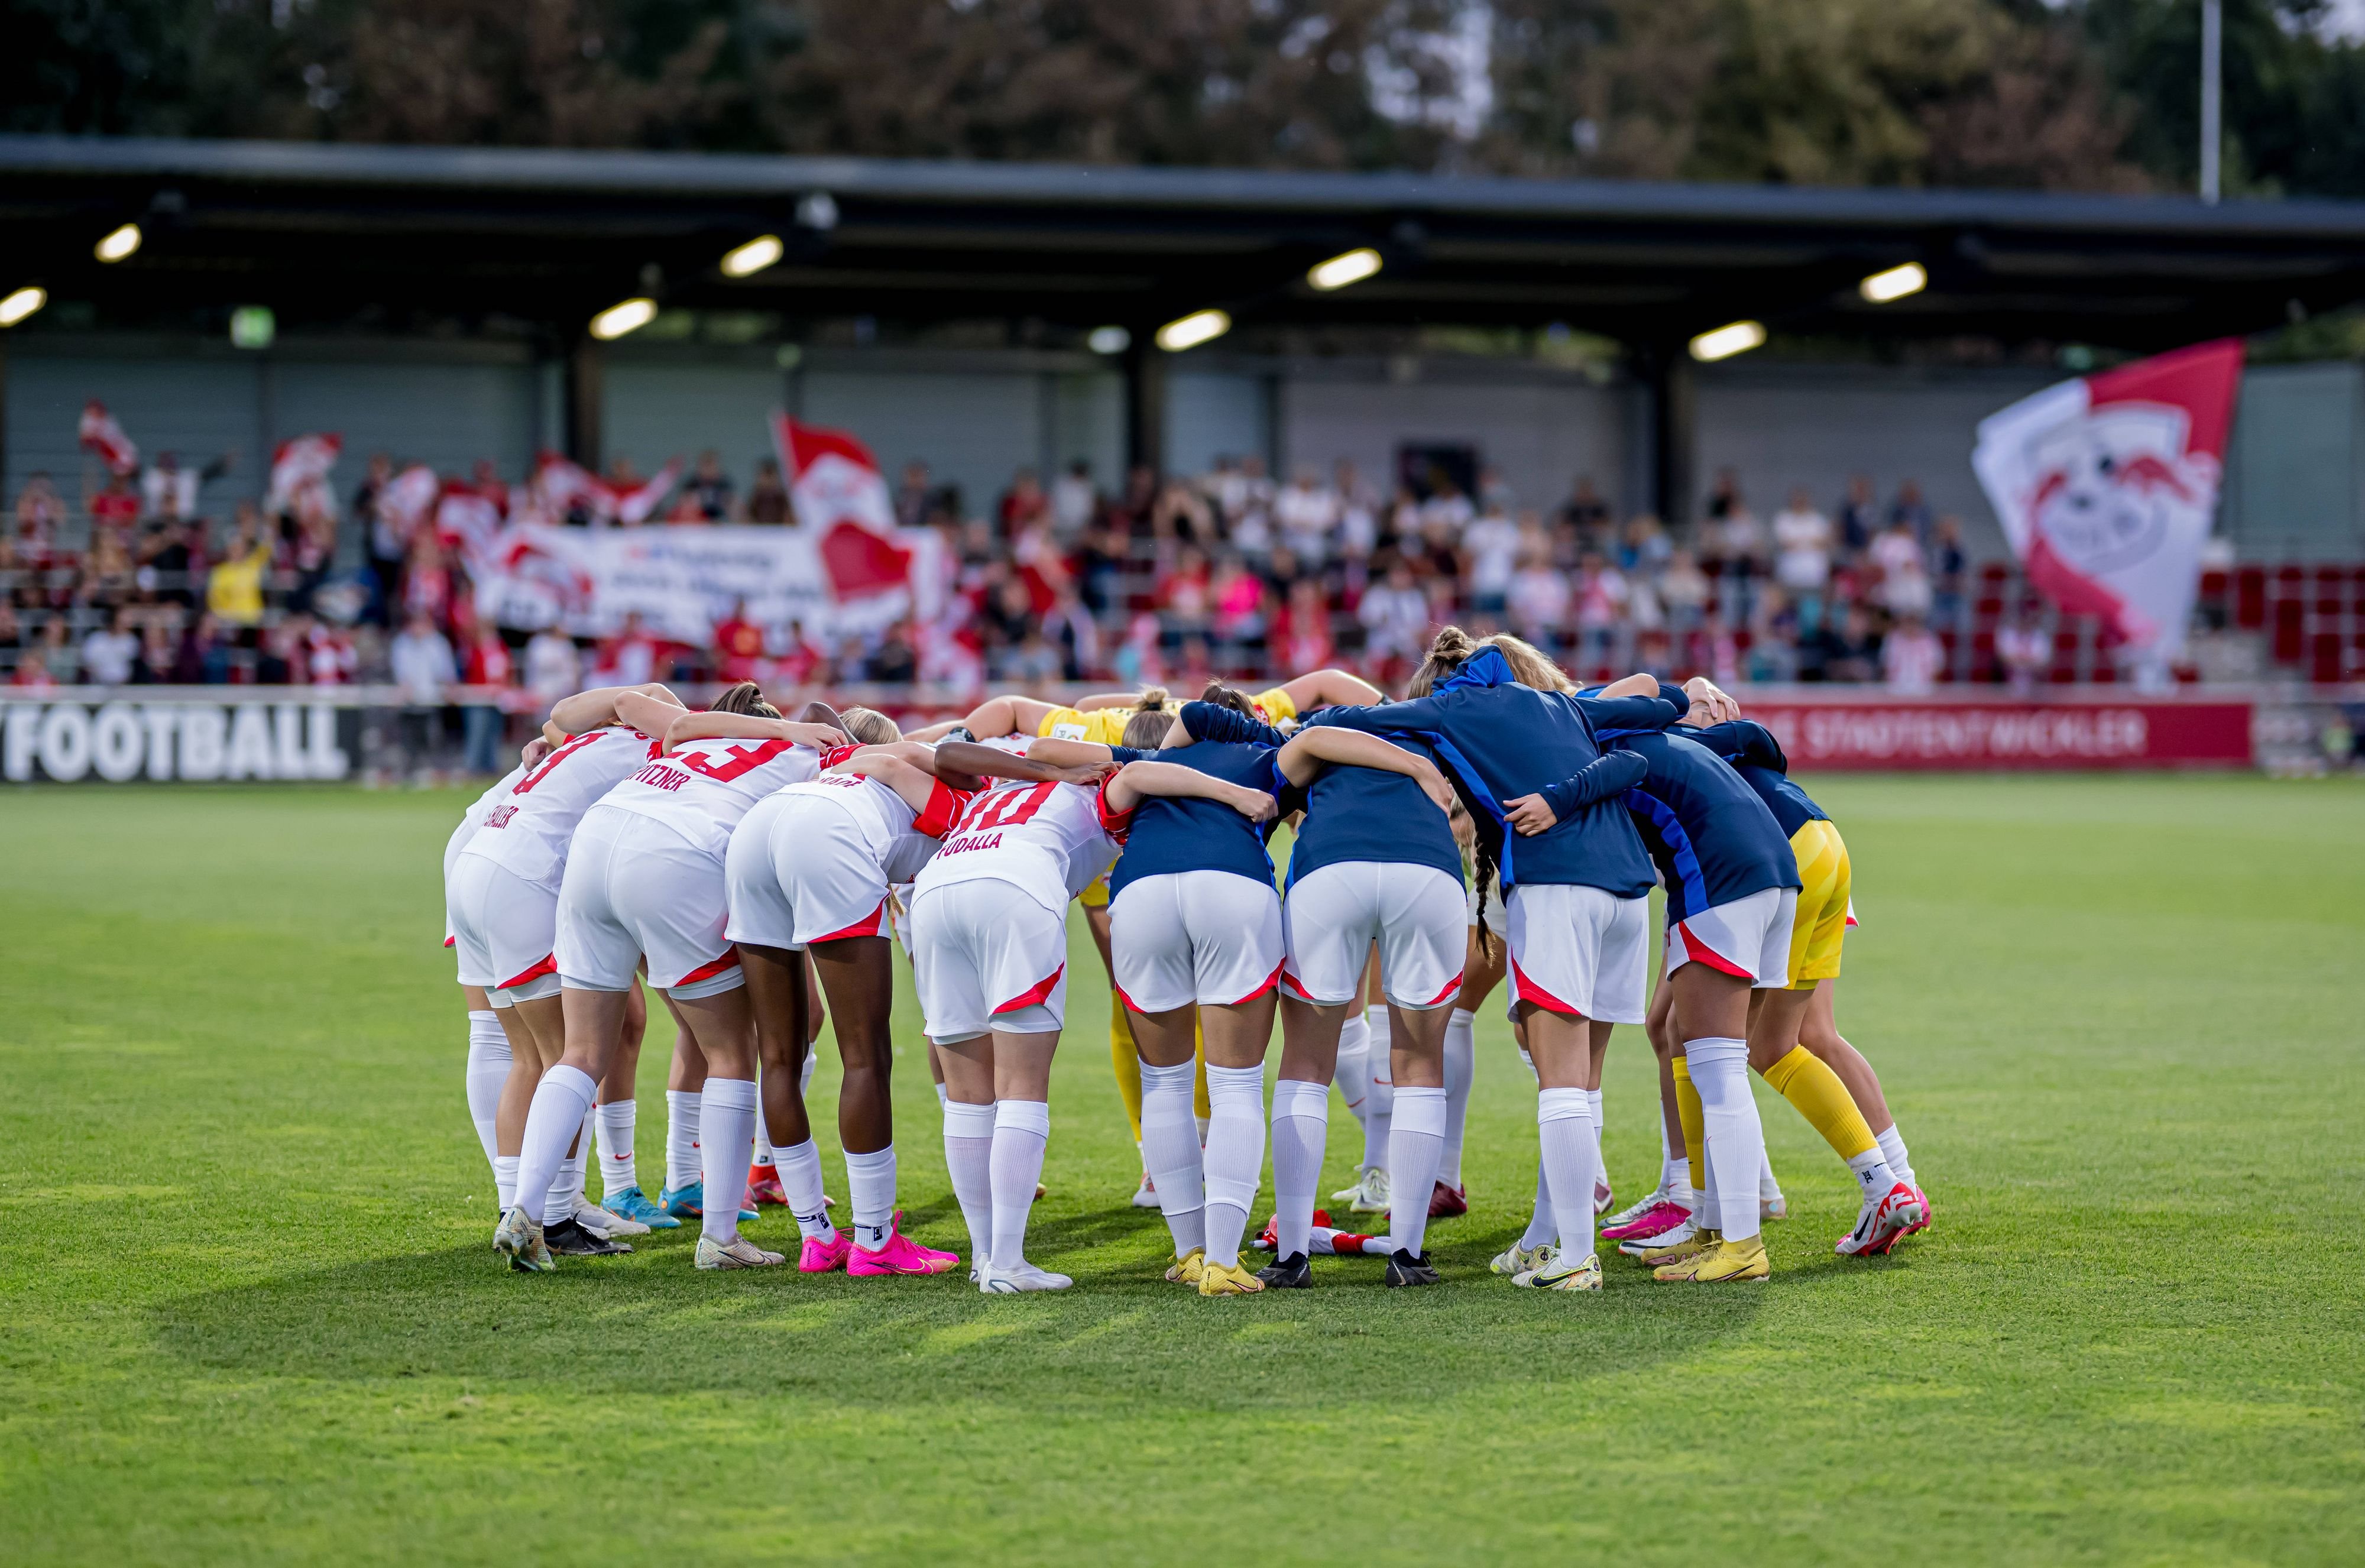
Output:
[6, 423, 2072, 773]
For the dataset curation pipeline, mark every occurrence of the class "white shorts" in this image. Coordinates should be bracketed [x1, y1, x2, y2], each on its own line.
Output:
[445, 854, 563, 1005]
[1665, 886, 1798, 989]
[1109, 870, 1285, 1015]
[1502, 882, 1651, 1024]
[723, 794, 890, 953]
[555, 804, 742, 998]
[909, 879, 1070, 1042]
[1283, 860, 1465, 1010]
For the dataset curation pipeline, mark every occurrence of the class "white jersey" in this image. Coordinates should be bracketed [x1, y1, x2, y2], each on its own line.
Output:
[913, 777, 1125, 914]
[461, 726, 657, 892]
[445, 760, 529, 885]
[779, 769, 970, 883]
[598, 733, 822, 856]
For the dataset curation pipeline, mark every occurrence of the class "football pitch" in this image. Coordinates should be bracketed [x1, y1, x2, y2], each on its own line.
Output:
[2, 775, 2359, 1565]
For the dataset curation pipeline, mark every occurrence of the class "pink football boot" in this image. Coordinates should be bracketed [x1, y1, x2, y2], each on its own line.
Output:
[847, 1211, 961, 1277]
[798, 1230, 853, 1273]
[1601, 1200, 1693, 1244]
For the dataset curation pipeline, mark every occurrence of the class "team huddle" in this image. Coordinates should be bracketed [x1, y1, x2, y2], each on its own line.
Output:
[442, 626, 1930, 1295]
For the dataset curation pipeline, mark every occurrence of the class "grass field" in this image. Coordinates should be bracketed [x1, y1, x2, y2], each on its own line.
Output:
[2, 775, 2361, 1565]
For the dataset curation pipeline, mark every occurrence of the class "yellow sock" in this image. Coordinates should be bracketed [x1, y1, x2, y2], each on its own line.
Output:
[1673, 1055, 1706, 1199]
[1192, 1019, 1210, 1122]
[1761, 1045, 1878, 1162]
[1110, 994, 1143, 1144]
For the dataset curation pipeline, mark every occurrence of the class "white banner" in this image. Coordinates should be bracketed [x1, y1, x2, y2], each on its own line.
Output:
[2, 701, 351, 783]
[465, 523, 943, 644]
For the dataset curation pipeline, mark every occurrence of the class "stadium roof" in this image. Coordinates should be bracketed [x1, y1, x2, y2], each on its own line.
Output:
[5, 134, 2365, 351]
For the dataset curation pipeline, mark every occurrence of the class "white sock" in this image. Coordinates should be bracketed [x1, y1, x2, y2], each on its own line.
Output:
[1658, 1109, 1687, 1195]
[1518, 1161, 1554, 1250]
[595, 1099, 637, 1200]
[753, 1108, 775, 1172]
[514, 1065, 597, 1227]
[776, 1136, 833, 1242]
[697, 1077, 759, 1245]
[1847, 1145, 1901, 1200]
[1139, 1060, 1206, 1259]
[1440, 1008, 1476, 1189]
[799, 1048, 818, 1097]
[494, 1154, 519, 1213]
[845, 1144, 896, 1251]
[934, 1083, 949, 1110]
[1387, 1084, 1448, 1260]
[1876, 1125, 1916, 1190]
[942, 1100, 996, 1264]
[1688, 1038, 1766, 1242]
[550, 1106, 590, 1224]
[988, 1099, 1051, 1273]
[1200, 1064, 1266, 1269]
[1536, 1086, 1600, 1259]
[1269, 1078, 1329, 1261]
[463, 1012, 508, 1183]
[1758, 1143, 1783, 1203]
[665, 1088, 701, 1196]
[1333, 1015, 1371, 1125]
[1362, 1007, 1394, 1172]
[1586, 1086, 1606, 1198]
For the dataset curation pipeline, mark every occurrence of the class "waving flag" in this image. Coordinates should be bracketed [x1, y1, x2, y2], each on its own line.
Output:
[267, 433, 342, 514]
[78, 401, 138, 475]
[612, 458, 682, 524]
[1973, 339, 2243, 676]
[529, 451, 680, 524]
[772, 414, 913, 601]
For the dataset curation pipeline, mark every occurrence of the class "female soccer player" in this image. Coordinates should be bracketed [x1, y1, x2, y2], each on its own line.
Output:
[496, 683, 850, 1273]
[1316, 629, 1690, 1292]
[444, 739, 539, 1204]
[1681, 718, 1930, 1256]
[909, 746, 1277, 1293]
[721, 719, 977, 1278]
[1175, 697, 1467, 1288]
[449, 683, 685, 1256]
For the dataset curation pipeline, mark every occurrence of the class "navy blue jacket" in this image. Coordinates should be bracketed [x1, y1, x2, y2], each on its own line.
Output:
[1181, 701, 1465, 889]
[1680, 720, 1829, 839]
[1316, 649, 1683, 898]
[1571, 730, 1801, 923]
[1104, 738, 1282, 897]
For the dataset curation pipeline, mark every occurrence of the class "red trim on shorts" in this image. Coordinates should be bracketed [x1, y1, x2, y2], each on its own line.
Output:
[1673, 922, 1752, 979]
[443, 935, 456, 948]
[1278, 965, 1316, 1003]
[1414, 970, 1466, 1009]
[1112, 976, 1145, 1016]
[1229, 957, 1287, 1007]
[811, 902, 886, 943]
[994, 964, 1066, 1015]
[1508, 953, 1580, 1016]
[676, 945, 742, 986]
[497, 953, 558, 990]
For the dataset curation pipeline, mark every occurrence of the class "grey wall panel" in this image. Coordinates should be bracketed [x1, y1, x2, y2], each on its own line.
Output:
[1281, 375, 1625, 517]
[1168, 371, 1271, 479]
[273, 358, 538, 485]
[601, 360, 788, 491]
[7, 351, 263, 513]
[2224, 361, 2363, 559]
[1695, 365, 2056, 558]
[800, 369, 1042, 520]
[1048, 370, 1126, 493]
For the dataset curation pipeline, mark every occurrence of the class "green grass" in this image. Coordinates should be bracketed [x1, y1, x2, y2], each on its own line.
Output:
[2, 776, 2361, 1566]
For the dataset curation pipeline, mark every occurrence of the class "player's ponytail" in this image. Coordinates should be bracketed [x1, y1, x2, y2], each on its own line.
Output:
[838, 706, 902, 744]
[1133, 686, 1171, 713]
[1407, 626, 1480, 698]
[1197, 681, 1256, 717]
[1482, 633, 1577, 694]
[1121, 707, 1178, 750]
[710, 681, 782, 718]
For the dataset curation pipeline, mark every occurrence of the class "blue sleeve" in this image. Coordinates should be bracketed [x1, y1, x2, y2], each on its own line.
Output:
[1656, 681, 1690, 711]
[1538, 751, 1649, 819]
[1686, 720, 1788, 773]
[1313, 695, 1454, 736]
[1181, 701, 1287, 747]
[1107, 746, 1154, 764]
[1572, 693, 1683, 733]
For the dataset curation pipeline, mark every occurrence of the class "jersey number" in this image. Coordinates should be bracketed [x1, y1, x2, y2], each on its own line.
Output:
[511, 730, 605, 795]
[678, 737, 795, 782]
[957, 780, 1057, 831]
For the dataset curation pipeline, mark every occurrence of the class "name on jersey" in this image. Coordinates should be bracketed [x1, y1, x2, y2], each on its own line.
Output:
[484, 804, 517, 828]
[939, 830, 1003, 856]
[632, 762, 691, 793]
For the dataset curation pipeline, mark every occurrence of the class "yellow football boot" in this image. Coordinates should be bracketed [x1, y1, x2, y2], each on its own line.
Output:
[1638, 1227, 1718, 1267]
[1165, 1247, 1206, 1286]
[1689, 1236, 1770, 1283]
[1198, 1259, 1267, 1297]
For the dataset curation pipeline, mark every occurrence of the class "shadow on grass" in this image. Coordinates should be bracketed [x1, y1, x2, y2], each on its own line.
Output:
[146, 1203, 1769, 1411]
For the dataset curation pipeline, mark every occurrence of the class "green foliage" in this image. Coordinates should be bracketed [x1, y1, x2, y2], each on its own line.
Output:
[1, 776, 2361, 1562]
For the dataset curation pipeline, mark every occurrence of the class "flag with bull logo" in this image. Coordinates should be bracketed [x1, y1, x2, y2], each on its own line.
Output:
[771, 414, 914, 601]
[1972, 339, 2243, 678]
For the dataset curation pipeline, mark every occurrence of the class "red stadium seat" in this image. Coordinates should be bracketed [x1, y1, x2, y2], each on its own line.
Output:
[2235, 566, 2267, 629]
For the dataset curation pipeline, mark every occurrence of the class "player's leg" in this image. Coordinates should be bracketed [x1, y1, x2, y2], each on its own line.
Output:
[1264, 992, 1347, 1287]
[742, 941, 838, 1266]
[595, 981, 676, 1229]
[811, 934, 958, 1277]
[499, 981, 633, 1269]
[660, 1006, 714, 1218]
[1602, 972, 1696, 1253]
[1182, 872, 1285, 1296]
[1437, 917, 1504, 1215]
[1800, 980, 1921, 1208]
[1654, 959, 1768, 1284]
[980, 1025, 1065, 1290]
[460, 986, 510, 1202]
[1082, 896, 1156, 1205]
[568, 984, 653, 1238]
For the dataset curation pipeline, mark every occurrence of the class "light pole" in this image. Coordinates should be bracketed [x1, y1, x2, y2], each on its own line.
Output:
[2199, 0, 2223, 204]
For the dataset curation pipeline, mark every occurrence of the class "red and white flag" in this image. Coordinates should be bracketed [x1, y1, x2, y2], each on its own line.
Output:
[612, 458, 682, 525]
[1973, 339, 2243, 673]
[529, 451, 680, 524]
[268, 433, 342, 513]
[78, 401, 138, 475]
[772, 414, 913, 601]
[378, 464, 442, 537]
